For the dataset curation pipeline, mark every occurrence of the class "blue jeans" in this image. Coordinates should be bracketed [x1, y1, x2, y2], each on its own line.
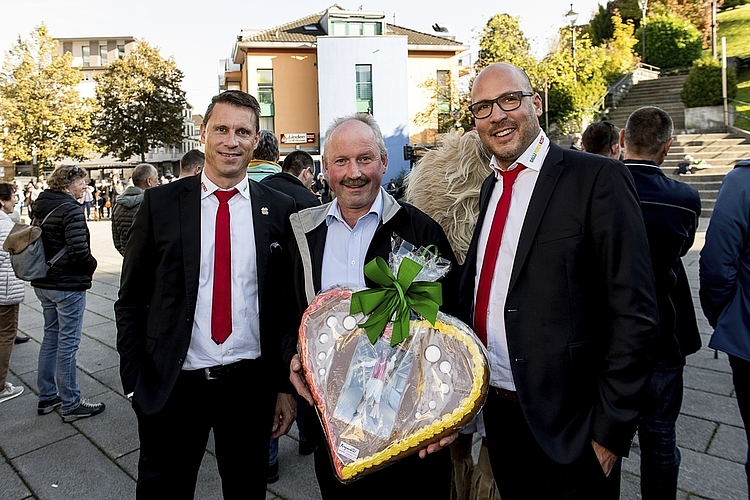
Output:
[269, 437, 278, 466]
[639, 365, 684, 500]
[35, 288, 86, 413]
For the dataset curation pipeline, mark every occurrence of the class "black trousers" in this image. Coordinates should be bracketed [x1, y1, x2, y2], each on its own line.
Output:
[483, 388, 621, 500]
[304, 402, 453, 499]
[729, 355, 750, 495]
[134, 359, 275, 500]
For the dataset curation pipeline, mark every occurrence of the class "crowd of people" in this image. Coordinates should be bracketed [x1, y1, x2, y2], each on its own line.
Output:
[0, 63, 747, 500]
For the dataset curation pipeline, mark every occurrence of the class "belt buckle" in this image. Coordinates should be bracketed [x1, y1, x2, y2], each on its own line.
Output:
[204, 367, 218, 380]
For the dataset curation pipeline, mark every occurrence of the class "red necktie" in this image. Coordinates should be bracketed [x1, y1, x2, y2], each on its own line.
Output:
[474, 165, 526, 345]
[211, 189, 238, 344]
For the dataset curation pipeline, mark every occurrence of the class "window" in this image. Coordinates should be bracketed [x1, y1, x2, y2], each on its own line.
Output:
[436, 70, 451, 133]
[100, 45, 108, 66]
[356, 65, 373, 114]
[331, 21, 381, 36]
[82, 45, 90, 67]
[257, 69, 274, 133]
[117, 45, 125, 59]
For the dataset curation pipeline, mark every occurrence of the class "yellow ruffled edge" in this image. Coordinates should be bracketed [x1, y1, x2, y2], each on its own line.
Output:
[339, 318, 488, 480]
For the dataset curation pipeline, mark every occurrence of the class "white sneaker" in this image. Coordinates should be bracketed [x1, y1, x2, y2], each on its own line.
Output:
[0, 382, 24, 403]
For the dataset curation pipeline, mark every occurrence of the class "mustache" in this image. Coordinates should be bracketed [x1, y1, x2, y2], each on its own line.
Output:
[341, 177, 370, 188]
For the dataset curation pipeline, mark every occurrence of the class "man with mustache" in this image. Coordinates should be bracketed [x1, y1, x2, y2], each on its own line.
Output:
[285, 113, 459, 498]
[459, 63, 658, 499]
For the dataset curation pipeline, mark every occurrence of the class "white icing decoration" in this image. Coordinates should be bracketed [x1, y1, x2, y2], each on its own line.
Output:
[439, 361, 452, 374]
[326, 316, 338, 328]
[319, 333, 329, 344]
[318, 368, 326, 376]
[342, 316, 357, 330]
[441, 383, 450, 394]
[424, 345, 441, 363]
[429, 401, 437, 409]
[318, 352, 326, 361]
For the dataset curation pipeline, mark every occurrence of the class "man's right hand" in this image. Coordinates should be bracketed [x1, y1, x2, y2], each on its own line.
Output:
[290, 354, 314, 405]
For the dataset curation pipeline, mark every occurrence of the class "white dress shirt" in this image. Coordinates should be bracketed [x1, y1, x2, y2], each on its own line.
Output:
[321, 190, 384, 290]
[474, 130, 550, 390]
[183, 173, 260, 370]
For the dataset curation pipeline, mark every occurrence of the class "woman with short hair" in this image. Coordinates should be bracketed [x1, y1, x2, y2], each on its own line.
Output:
[31, 166, 105, 422]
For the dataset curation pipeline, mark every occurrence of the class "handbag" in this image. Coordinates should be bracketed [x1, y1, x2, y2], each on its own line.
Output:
[3, 204, 69, 281]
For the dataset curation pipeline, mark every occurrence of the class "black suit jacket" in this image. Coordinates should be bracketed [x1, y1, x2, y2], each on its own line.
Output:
[624, 160, 702, 364]
[459, 143, 658, 463]
[115, 175, 296, 415]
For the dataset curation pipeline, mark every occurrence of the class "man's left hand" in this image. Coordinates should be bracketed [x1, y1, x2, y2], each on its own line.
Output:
[591, 440, 618, 477]
[418, 432, 458, 459]
[271, 393, 296, 439]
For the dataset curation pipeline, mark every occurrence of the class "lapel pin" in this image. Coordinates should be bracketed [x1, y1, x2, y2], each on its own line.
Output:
[261, 207, 269, 215]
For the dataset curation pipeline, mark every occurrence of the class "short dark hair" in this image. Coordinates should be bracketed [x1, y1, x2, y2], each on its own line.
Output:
[0, 182, 15, 202]
[47, 165, 87, 192]
[624, 106, 673, 157]
[582, 121, 619, 156]
[132, 163, 157, 188]
[253, 130, 279, 162]
[203, 90, 261, 133]
[282, 150, 314, 177]
[180, 149, 205, 174]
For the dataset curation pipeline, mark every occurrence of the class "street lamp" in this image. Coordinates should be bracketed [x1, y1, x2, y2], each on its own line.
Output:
[638, 0, 648, 63]
[565, 4, 578, 82]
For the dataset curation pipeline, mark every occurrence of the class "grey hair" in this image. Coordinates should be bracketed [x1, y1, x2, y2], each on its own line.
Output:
[323, 113, 388, 162]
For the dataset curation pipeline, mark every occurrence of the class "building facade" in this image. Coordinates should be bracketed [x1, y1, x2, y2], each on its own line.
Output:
[223, 5, 467, 180]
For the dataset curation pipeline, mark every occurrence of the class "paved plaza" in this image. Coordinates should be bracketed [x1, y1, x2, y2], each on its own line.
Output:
[0, 218, 747, 499]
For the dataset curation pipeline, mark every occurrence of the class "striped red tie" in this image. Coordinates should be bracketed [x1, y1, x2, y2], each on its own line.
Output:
[211, 188, 238, 344]
[473, 165, 525, 345]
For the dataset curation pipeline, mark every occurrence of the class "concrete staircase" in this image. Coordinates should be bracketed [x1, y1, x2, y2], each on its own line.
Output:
[607, 73, 688, 130]
[606, 73, 750, 217]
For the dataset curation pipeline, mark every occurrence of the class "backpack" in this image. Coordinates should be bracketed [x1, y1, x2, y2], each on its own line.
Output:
[2, 204, 69, 281]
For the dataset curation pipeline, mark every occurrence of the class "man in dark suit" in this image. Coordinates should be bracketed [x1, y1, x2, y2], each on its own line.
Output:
[115, 90, 297, 500]
[621, 106, 701, 500]
[459, 62, 658, 499]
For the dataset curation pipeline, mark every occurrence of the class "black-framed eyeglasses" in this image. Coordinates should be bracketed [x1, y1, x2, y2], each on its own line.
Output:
[603, 121, 619, 146]
[469, 91, 534, 119]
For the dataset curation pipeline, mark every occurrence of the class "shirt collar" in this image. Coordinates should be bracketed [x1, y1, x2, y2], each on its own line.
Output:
[200, 172, 250, 200]
[490, 129, 549, 177]
[623, 159, 660, 169]
[326, 188, 384, 229]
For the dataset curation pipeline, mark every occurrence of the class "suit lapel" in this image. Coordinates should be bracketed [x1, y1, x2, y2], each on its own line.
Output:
[508, 143, 565, 292]
[249, 182, 270, 309]
[180, 176, 202, 315]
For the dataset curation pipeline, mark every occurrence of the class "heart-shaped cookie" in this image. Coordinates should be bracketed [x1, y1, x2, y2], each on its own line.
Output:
[299, 286, 489, 482]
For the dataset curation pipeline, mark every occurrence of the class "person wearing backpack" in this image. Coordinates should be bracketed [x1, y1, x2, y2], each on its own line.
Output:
[0, 182, 26, 404]
[31, 166, 104, 422]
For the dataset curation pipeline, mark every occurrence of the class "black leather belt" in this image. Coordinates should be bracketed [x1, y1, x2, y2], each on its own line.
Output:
[492, 386, 520, 403]
[201, 358, 258, 381]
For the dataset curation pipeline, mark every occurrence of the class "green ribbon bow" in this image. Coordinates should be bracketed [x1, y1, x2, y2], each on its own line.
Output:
[349, 256, 442, 346]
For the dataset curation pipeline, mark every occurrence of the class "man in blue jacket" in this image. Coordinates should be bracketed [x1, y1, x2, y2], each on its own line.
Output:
[700, 158, 750, 494]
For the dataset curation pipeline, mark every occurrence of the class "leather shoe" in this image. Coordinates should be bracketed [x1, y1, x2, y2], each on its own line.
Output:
[299, 440, 316, 456]
[14, 335, 29, 344]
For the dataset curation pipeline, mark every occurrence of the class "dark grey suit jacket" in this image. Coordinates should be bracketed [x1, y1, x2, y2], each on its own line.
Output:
[115, 174, 296, 415]
[459, 143, 659, 463]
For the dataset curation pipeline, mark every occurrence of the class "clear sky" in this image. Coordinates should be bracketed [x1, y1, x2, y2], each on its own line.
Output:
[1, 0, 605, 115]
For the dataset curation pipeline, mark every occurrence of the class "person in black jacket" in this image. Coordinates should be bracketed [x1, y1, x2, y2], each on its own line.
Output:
[621, 106, 701, 500]
[31, 166, 104, 423]
[261, 150, 320, 211]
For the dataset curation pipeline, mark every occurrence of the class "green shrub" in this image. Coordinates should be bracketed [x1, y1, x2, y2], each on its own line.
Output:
[722, 0, 750, 9]
[681, 57, 738, 107]
[636, 14, 702, 68]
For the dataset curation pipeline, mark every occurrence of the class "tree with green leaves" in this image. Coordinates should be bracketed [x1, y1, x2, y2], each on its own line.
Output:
[0, 24, 94, 170]
[636, 13, 702, 68]
[92, 41, 186, 162]
[476, 14, 538, 77]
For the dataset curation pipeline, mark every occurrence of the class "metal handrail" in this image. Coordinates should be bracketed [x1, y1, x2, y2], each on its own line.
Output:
[596, 62, 661, 116]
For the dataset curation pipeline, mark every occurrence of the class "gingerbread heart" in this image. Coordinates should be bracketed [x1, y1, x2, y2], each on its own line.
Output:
[299, 286, 489, 482]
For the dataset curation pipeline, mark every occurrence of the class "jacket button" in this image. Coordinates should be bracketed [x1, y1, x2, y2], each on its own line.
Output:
[178, 358, 184, 365]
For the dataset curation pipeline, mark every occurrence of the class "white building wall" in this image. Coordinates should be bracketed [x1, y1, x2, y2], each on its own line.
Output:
[317, 36, 410, 180]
